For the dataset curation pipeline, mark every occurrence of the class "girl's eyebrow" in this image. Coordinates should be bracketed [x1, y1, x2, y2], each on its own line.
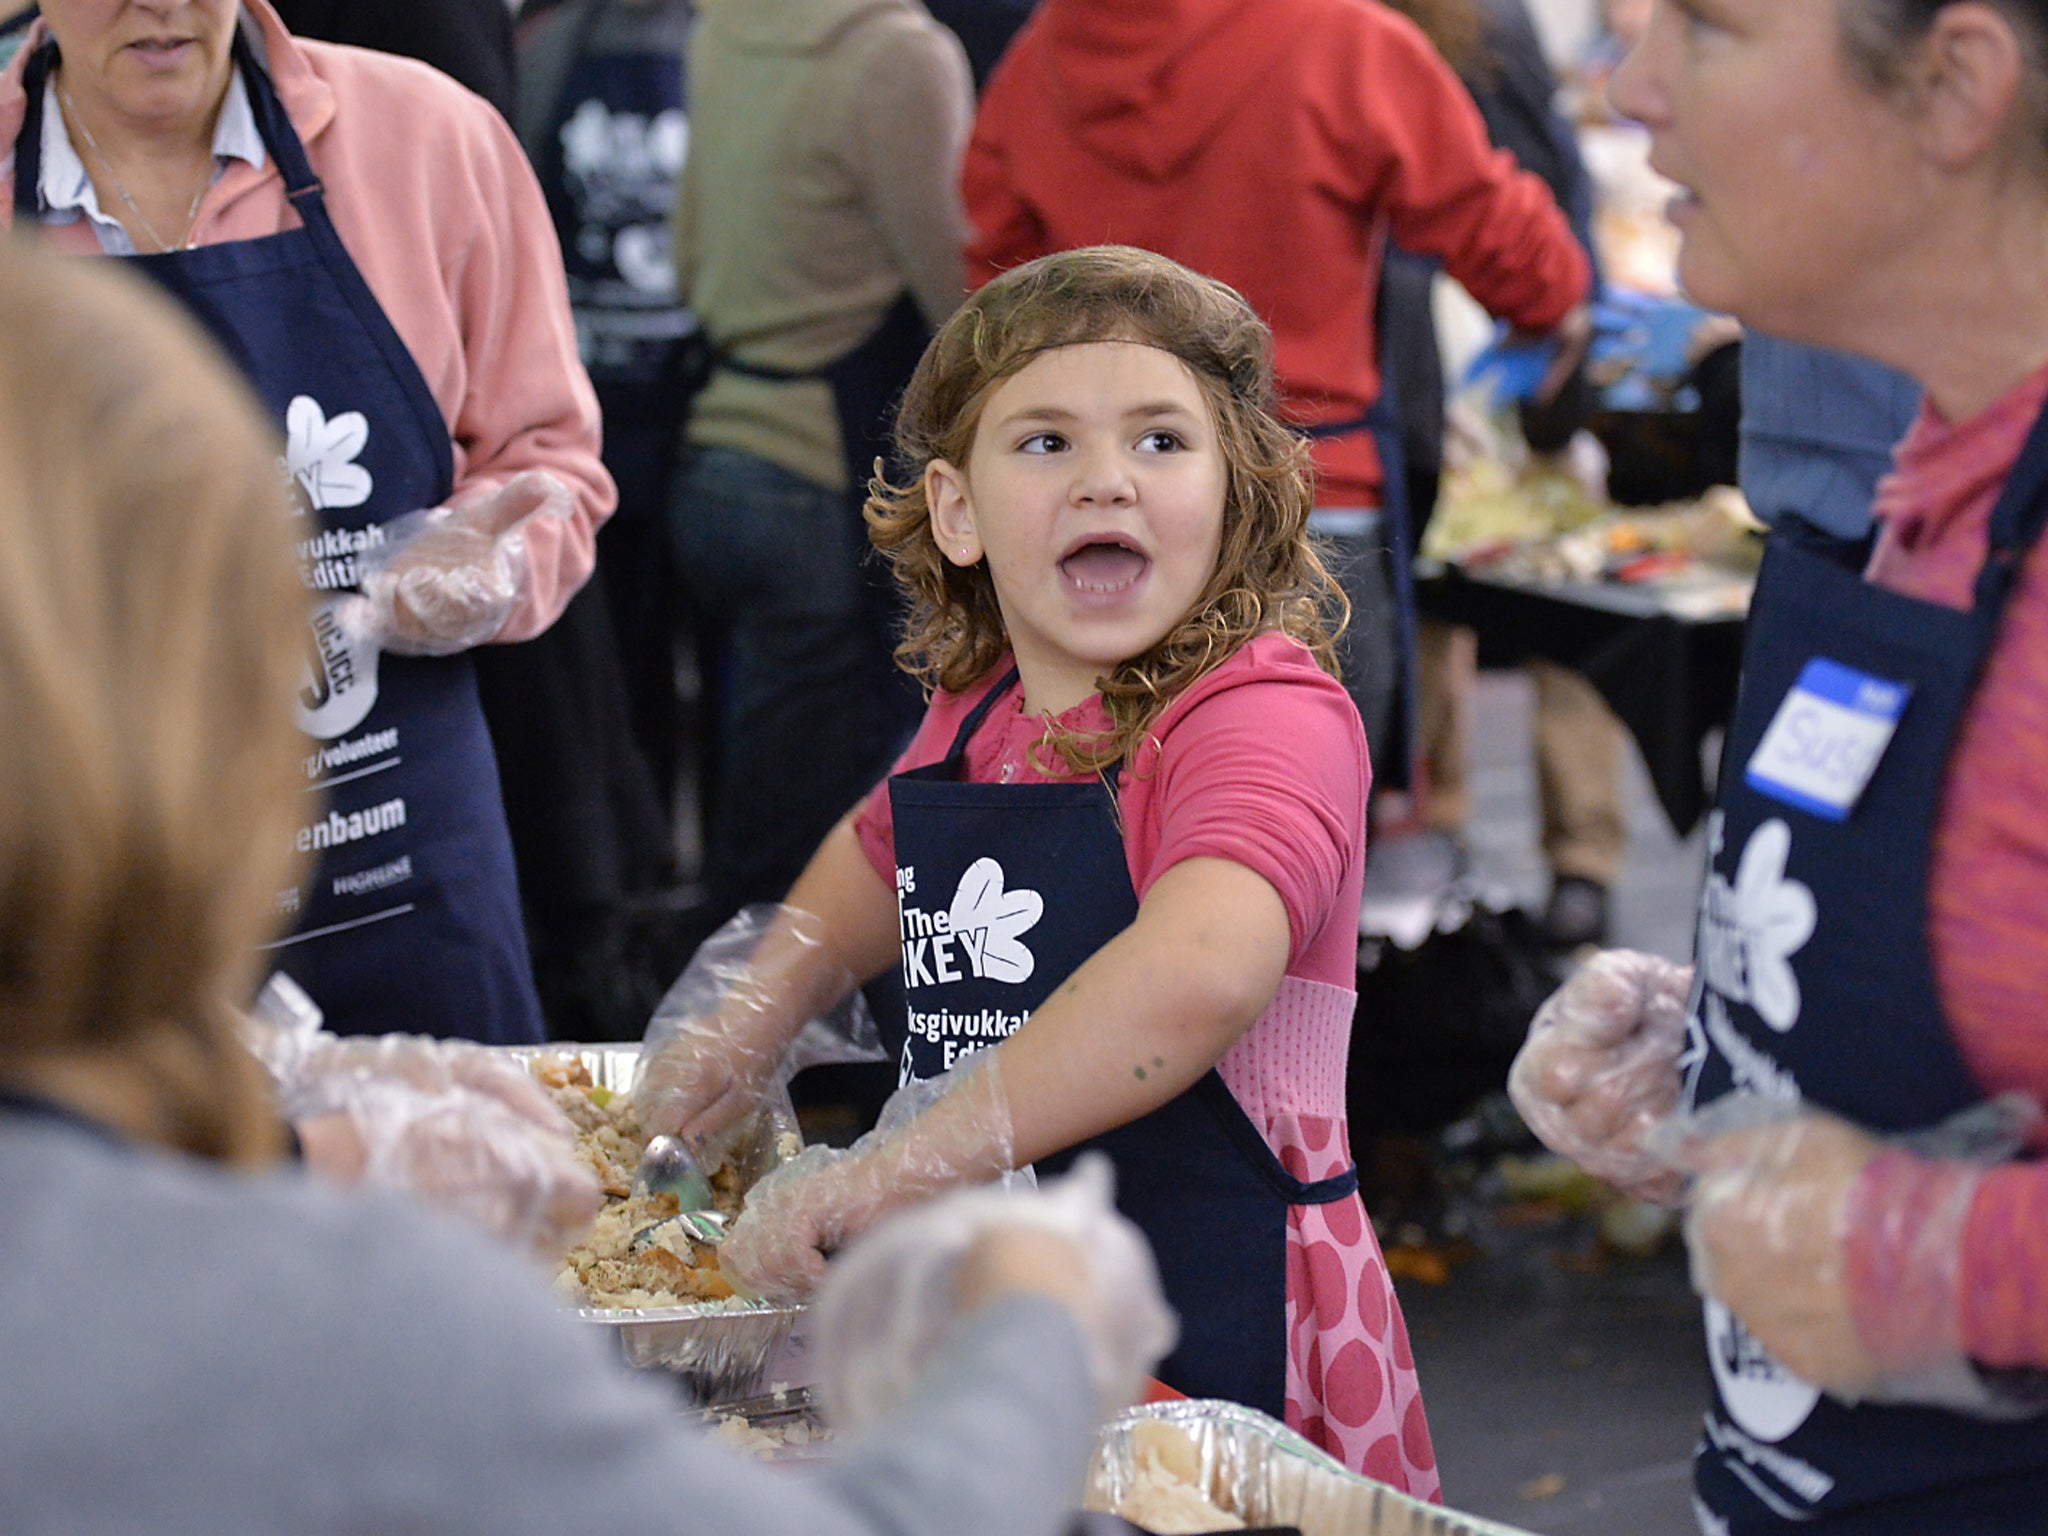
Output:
[990, 401, 1202, 429]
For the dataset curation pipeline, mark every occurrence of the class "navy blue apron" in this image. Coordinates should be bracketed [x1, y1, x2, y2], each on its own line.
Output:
[15, 38, 543, 1044]
[535, 0, 695, 453]
[884, 671, 1359, 1414]
[1681, 403, 2048, 1529]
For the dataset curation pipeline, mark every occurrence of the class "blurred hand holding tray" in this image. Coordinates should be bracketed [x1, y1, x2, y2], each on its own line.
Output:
[1090, 1400, 1541, 1536]
[503, 1044, 802, 1404]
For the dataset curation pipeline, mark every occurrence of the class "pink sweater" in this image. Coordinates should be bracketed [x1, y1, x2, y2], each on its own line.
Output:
[853, 631, 1369, 984]
[1856, 361, 2048, 1370]
[0, 1, 614, 641]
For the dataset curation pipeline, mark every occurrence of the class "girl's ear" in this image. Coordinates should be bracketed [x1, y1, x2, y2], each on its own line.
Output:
[1911, 2, 2030, 170]
[926, 458, 983, 567]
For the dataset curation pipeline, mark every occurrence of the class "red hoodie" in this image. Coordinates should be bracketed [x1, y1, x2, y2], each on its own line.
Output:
[965, 0, 1590, 506]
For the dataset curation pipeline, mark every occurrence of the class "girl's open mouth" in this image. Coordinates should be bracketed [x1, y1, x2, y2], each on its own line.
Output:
[1058, 538, 1149, 594]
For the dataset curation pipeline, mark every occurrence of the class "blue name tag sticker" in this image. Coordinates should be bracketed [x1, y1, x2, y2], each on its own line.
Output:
[1743, 658, 1912, 821]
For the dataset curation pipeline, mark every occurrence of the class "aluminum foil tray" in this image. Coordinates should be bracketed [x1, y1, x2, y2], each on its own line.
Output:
[503, 1043, 803, 1404]
[690, 1385, 832, 1462]
[1089, 1400, 1540, 1536]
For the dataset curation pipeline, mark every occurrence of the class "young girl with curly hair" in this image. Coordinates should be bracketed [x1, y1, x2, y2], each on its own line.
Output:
[639, 245, 1437, 1491]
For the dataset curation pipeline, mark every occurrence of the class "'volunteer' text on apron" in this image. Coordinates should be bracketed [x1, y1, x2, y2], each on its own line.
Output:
[16, 34, 544, 1044]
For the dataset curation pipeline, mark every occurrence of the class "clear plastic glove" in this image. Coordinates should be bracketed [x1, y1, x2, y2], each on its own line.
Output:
[243, 974, 600, 1256]
[1508, 948, 1693, 1205]
[635, 903, 881, 1167]
[337, 470, 572, 656]
[812, 1153, 1177, 1430]
[1665, 1094, 2040, 1410]
[719, 1051, 1013, 1304]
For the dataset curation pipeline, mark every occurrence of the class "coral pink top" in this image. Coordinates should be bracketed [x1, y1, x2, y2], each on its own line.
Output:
[1856, 361, 2048, 1369]
[0, 0, 613, 641]
[854, 631, 1369, 982]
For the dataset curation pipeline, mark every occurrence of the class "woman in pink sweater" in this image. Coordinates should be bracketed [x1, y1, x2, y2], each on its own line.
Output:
[1, 0, 614, 1044]
[1508, 1, 2048, 1529]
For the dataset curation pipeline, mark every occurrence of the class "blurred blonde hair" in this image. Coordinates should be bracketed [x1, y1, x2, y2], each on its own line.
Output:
[867, 245, 1345, 776]
[0, 241, 305, 1165]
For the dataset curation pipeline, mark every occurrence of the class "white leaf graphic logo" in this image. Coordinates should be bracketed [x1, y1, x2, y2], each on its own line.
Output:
[948, 857, 1043, 985]
[1731, 819, 1816, 1032]
[286, 395, 373, 513]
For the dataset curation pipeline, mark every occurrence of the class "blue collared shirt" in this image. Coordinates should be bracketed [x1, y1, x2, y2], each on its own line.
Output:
[37, 64, 266, 255]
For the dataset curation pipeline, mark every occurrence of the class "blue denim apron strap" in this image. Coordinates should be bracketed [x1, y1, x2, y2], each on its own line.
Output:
[1296, 384, 1417, 788]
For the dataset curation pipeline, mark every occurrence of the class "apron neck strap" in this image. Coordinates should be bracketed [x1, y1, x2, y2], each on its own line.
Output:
[13, 37, 52, 218]
[1972, 386, 2048, 616]
[942, 666, 1021, 760]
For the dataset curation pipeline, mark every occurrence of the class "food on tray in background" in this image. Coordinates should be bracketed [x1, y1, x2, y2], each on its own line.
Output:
[1422, 458, 1608, 567]
[529, 1052, 787, 1310]
[1427, 458, 1762, 593]
[1087, 1420, 1246, 1534]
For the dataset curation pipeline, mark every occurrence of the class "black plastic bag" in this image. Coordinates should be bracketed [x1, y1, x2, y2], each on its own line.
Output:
[1347, 888, 1558, 1142]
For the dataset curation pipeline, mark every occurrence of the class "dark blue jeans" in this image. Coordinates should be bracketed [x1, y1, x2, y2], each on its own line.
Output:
[669, 445, 919, 921]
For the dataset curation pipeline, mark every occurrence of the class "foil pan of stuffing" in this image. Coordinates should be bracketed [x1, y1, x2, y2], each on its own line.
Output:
[502, 1044, 804, 1405]
[1088, 1399, 1540, 1536]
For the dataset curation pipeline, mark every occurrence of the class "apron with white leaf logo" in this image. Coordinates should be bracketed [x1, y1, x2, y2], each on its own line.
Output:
[1682, 404, 2048, 1529]
[884, 670, 1437, 1492]
[15, 37, 543, 1044]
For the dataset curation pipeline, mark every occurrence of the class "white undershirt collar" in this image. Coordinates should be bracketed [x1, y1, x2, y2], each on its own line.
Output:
[37, 63, 267, 255]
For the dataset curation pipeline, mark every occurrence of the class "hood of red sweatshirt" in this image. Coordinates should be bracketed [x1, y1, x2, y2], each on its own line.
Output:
[1035, 0, 1301, 181]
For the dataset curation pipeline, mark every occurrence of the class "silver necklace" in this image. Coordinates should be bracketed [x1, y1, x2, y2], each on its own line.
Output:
[59, 88, 209, 254]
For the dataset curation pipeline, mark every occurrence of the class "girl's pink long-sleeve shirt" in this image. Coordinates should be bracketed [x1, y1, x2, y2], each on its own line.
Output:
[854, 631, 1370, 986]
[0, 0, 614, 641]
[1854, 361, 2048, 1370]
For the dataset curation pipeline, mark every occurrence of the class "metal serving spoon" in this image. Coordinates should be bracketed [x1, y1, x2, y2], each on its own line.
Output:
[630, 1134, 724, 1247]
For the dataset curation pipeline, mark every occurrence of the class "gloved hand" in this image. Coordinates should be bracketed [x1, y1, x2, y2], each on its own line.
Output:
[636, 904, 880, 1166]
[1668, 1095, 2038, 1407]
[1508, 948, 1693, 1205]
[719, 1051, 1014, 1304]
[243, 974, 600, 1255]
[338, 470, 572, 656]
[812, 1153, 1178, 1431]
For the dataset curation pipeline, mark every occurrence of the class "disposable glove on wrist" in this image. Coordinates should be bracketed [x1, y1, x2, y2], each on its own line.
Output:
[1508, 948, 1693, 1205]
[635, 903, 880, 1167]
[1666, 1094, 2039, 1412]
[244, 974, 599, 1255]
[338, 470, 571, 656]
[719, 1050, 1014, 1304]
[812, 1153, 1177, 1430]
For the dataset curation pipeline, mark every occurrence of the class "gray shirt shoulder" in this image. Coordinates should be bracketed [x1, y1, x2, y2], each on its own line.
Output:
[0, 1115, 1097, 1536]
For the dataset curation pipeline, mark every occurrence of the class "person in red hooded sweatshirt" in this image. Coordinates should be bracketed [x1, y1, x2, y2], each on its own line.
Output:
[962, 0, 1592, 799]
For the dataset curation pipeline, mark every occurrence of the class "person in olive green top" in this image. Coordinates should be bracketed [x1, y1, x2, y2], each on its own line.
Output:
[670, 0, 974, 930]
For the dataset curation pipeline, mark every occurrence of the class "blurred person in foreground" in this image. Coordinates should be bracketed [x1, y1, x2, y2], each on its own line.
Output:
[0, 240, 1171, 1536]
[1510, 1, 2048, 1529]
[1, 0, 618, 1045]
